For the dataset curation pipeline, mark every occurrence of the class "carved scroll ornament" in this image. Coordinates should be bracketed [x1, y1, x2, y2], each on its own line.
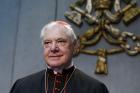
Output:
[64, 0, 140, 75]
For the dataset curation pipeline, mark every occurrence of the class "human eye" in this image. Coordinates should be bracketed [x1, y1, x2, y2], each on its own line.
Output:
[57, 39, 67, 46]
[44, 41, 51, 47]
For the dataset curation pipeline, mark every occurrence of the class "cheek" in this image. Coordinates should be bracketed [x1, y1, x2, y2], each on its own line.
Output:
[43, 49, 49, 57]
[62, 47, 74, 57]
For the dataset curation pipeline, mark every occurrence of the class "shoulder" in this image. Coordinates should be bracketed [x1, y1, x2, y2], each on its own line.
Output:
[74, 69, 109, 93]
[17, 70, 45, 84]
[74, 69, 100, 84]
[10, 70, 45, 93]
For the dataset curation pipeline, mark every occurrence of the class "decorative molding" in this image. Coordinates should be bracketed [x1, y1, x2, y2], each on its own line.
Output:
[64, 0, 140, 75]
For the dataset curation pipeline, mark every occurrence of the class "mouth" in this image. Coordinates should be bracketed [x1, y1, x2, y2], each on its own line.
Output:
[49, 55, 62, 57]
[49, 55, 63, 59]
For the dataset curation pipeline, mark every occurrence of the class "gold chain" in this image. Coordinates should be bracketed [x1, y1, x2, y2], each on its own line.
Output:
[45, 67, 76, 93]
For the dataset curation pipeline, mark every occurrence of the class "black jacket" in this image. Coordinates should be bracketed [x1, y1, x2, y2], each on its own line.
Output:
[10, 69, 109, 93]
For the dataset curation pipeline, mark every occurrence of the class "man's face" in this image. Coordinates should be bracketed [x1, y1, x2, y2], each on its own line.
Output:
[43, 28, 75, 69]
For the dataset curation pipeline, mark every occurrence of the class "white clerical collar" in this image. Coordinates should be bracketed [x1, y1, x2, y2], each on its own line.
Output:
[46, 61, 74, 74]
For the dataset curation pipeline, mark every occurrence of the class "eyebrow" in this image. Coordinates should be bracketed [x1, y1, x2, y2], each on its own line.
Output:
[56, 38, 67, 40]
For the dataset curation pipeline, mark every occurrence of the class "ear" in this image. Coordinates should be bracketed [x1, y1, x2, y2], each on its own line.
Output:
[73, 39, 80, 57]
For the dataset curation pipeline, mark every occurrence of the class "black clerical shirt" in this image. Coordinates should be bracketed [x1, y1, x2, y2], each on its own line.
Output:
[46, 66, 75, 93]
[10, 66, 109, 93]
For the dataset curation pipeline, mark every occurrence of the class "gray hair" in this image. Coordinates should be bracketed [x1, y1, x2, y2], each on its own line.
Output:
[40, 21, 77, 43]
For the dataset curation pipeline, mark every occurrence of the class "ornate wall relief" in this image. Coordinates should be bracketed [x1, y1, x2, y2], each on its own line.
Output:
[64, 0, 140, 75]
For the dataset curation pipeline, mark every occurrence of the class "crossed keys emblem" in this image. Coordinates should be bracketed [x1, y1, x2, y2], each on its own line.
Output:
[64, 0, 140, 75]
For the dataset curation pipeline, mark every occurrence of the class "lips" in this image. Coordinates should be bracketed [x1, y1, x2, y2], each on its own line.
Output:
[49, 54, 63, 57]
[48, 54, 63, 58]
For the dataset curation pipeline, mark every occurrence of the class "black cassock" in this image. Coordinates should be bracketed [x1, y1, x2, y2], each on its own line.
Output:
[10, 66, 109, 93]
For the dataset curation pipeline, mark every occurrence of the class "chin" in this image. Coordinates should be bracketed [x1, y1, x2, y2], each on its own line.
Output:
[48, 62, 63, 68]
[49, 64, 63, 69]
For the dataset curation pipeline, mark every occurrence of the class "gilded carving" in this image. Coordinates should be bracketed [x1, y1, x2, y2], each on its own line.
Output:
[65, 0, 140, 75]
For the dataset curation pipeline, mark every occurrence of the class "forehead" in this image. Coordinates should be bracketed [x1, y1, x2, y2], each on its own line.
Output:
[43, 28, 71, 40]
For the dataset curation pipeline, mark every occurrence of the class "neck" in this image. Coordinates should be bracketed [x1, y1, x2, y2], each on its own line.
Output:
[47, 61, 74, 74]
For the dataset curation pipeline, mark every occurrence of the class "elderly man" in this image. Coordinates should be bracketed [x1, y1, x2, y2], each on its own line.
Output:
[10, 21, 109, 93]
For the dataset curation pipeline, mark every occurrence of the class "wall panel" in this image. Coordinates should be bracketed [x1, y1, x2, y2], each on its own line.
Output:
[12, 0, 56, 82]
[0, 0, 20, 93]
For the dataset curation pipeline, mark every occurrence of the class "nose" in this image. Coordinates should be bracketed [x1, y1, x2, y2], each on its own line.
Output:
[50, 42, 59, 52]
